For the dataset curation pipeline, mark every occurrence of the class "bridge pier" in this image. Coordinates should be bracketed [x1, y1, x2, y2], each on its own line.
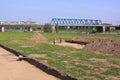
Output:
[67, 26, 70, 30]
[28, 27, 33, 32]
[102, 26, 114, 33]
[0, 26, 5, 32]
[102, 26, 106, 33]
[51, 25, 56, 33]
[110, 26, 115, 30]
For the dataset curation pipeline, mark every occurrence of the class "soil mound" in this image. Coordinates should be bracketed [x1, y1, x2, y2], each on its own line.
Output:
[30, 32, 48, 43]
[84, 38, 120, 55]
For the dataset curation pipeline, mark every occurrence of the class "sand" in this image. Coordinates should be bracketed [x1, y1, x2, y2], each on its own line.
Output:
[0, 47, 58, 80]
[55, 42, 85, 49]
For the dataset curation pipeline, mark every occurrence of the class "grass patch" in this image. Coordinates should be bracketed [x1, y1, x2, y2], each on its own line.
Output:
[0, 32, 120, 80]
[0, 32, 33, 40]
[104, 67, 120, 76]
[41, 32, 120, 40]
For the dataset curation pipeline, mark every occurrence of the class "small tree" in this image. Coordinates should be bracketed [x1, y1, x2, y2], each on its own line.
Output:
[55, 24, 59, 33]
[43, 24, 52, 32]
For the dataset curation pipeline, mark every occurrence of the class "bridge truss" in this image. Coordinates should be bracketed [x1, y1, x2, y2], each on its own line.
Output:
[51, 18, 102, 26]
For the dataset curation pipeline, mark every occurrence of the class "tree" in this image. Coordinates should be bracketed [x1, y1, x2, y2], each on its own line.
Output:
[55, 24, 59, 33]
[43, 24, 52, 32]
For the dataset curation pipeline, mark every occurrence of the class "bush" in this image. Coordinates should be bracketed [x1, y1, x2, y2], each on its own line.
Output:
[43, 24, 52, 32]
[55, 24, 59, 33]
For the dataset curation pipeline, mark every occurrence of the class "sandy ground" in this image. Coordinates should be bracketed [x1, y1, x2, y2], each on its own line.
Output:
[55, 42, 85, 49]
[0, 47, 58, 80]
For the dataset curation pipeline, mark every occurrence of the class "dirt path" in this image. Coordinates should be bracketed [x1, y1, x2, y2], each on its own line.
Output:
[54, 42, 85, 49]
[0, 47, 58, 80]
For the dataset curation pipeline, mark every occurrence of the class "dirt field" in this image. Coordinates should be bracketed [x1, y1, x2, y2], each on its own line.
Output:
[84, 38, 120, 55]
[73, 37, 120, 55]
[0, 47, 58, 80]
[52, 37, 120, 55]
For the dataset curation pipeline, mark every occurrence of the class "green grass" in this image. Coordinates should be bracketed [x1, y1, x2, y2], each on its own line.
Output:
[104, 67, 120, 76]
[41, 32, 79, 40]
[0, 31, 120, 80]
[0, 32, 33, 40]
[58, 29, 93, 33]
[41, 32, 120, 40]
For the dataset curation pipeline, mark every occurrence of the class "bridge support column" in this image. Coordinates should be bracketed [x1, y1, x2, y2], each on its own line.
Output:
[28, 27, 33, 32]
[67, 26, 70, 30]
[102, 26, 106, 33]
[0, 26, 5, 32]
[110, 26, 115, 30]
[51, 25, 56, 33]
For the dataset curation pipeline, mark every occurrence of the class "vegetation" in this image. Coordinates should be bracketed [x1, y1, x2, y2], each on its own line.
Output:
[43, 24, 52, 32]
[0, 31, 120, 80]
[41, 32, 120, 40]
[55, 24, 59, 33]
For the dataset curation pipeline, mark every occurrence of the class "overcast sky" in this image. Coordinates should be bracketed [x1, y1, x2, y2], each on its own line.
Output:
[0, 0, 120, 24]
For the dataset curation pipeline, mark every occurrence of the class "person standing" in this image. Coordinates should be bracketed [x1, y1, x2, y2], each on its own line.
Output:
[53, 38, 56, 45]
[59, 37, 62, 44]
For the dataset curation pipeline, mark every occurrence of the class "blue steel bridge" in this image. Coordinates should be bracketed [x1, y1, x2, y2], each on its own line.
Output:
[51, 18, 102, 26]
[50, 18, 119, 32]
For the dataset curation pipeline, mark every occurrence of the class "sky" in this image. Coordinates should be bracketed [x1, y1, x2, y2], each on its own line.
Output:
[0, 0, 120, 24]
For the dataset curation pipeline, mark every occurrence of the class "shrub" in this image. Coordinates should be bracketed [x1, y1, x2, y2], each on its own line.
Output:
[43, 24, 52, 32]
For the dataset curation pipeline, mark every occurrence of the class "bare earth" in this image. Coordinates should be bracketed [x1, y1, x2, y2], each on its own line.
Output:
[0, 47, 58, 80]
[56, 42, 85, 49]
[30, 32, 48, 43]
